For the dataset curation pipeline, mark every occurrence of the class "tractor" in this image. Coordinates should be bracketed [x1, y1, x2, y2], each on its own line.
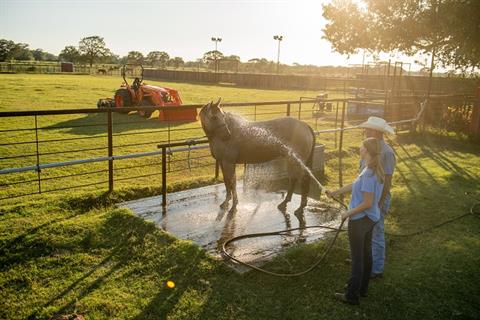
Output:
[97, 64, 197, 121]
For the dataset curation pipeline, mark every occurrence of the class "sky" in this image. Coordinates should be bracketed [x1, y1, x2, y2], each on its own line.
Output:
[0, 0, 429, 70]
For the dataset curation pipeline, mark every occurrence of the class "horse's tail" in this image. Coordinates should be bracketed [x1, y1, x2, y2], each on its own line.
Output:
[306, 124, 316, 169]
[300, 124, 316, 207]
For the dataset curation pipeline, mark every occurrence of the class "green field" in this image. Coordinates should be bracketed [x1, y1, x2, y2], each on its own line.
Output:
[0, 74, 351, 201]
[0, 74, 479, 320]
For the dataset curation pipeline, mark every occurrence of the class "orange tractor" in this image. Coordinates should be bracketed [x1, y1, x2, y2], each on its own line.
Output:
[97, 64, 197, 121]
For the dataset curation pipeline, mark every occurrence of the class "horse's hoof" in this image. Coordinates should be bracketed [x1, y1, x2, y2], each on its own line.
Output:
[220, 202, 229, 209]
[296, 236, 307, 244]
[294, 207, 305, 217]
[277, 202, 287, 211]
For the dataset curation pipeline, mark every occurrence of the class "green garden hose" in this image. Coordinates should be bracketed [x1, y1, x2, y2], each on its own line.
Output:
[221, 192, 479, 277]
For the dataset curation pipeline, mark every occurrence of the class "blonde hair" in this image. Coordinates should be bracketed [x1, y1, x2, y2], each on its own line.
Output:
[362, 137, 385, 184]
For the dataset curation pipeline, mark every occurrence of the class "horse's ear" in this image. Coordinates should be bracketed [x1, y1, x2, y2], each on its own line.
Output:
[211, 98, 222, 113]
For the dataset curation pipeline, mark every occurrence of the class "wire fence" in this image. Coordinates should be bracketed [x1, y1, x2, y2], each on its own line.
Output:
[0, 94, 474, 202]
[0, 62, 125, 75]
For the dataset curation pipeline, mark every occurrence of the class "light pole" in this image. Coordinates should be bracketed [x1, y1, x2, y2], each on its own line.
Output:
[211, 37, 222, 73]
[273, 35, 283, 74]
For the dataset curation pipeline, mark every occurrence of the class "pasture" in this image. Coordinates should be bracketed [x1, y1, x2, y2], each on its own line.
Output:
[0, 74, 349, 202]
[0, 74, 479, 319]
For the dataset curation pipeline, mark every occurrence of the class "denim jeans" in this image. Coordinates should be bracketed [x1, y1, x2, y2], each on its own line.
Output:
[371, 214, 385, 274]
[372, 196, 390, 274]
[346, 216, 376, 301]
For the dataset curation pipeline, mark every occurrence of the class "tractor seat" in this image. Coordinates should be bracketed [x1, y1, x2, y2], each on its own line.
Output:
[132, 77, 141, 91]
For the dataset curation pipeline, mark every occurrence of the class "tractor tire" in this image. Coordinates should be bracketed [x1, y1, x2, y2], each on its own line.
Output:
[138, 98, 154, 118]
[138, 109, 153, 118]
[114, 89, 132, 113]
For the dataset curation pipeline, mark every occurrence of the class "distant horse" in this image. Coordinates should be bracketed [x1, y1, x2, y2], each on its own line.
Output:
[199, 99, 316, 214]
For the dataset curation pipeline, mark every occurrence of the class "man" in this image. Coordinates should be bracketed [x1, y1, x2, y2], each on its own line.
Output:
[358, 116, 396, 278]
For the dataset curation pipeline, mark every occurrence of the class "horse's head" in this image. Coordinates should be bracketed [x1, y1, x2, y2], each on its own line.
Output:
[199, 98, 231, 140]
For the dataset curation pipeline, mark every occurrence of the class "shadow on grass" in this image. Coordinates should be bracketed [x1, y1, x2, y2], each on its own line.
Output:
[43, 112, 200, 136]
[7, 130, 479, 320]
[25, 209, 218, 319]
[386, 131, 479, 235]
[126, 131, 480, 320]
[59, 177, 219, 214]
[0, 214, 78, 273]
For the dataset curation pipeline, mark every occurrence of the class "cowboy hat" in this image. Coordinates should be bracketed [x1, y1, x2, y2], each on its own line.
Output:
[358, 116, 395, 135]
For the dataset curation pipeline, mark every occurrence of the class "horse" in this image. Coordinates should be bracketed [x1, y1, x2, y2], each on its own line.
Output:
[199, 98, 316, 214]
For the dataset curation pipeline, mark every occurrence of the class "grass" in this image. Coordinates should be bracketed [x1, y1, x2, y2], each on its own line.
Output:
[1, 74, 480, 319]
[0, 73, 350, 201]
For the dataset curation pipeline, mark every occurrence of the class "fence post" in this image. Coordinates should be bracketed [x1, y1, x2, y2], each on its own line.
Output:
[162, 147, 167, 208]
[34, 115, 42, 194]
[298, 100, 302, 119]
[107, 110, 114, 192]
[286, 103, 291, 116]
[338, 101, 346, 191]
[470, 87, 480, 140]
[334, 101, 339, 149]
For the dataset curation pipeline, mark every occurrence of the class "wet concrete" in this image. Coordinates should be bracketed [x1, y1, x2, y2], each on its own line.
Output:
[119, 183, 342, 273]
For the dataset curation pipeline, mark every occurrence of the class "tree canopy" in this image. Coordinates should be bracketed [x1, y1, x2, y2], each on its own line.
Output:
[0, 39, 34, 61]
[169, 57, 185, 69]
[59, 46, 81, 63]
[146, 51, 169, 67]
[126, 51, 144, 64]
[203, 50, 223, 64]
[322, 0, 480, 72]
[78, 36, 111, 67]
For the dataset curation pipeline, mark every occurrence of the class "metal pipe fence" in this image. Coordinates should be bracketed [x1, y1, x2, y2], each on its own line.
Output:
[0, 94, 473, 202]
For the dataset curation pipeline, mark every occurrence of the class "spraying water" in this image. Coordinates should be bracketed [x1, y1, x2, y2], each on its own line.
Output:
[237, 118, 325, 191]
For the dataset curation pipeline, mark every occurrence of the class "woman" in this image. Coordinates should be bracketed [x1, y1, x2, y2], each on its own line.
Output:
[326, 137, 385, 305]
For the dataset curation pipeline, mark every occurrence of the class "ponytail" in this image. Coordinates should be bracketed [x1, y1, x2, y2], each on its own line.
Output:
[362, 138, 385, 184]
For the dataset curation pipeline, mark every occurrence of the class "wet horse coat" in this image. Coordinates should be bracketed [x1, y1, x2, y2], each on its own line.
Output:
[200, 99, 316, 214]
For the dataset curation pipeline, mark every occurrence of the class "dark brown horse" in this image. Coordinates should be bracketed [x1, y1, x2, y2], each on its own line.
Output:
[200, 99, 316, 214]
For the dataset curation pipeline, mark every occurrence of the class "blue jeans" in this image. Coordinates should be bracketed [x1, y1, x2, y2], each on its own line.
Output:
[372, 197, 390, 274]
[346, 216, 376, 301]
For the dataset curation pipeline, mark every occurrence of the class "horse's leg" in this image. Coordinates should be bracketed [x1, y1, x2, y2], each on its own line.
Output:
[277, 162, 297, 211]
[294, 172, 310, 215]
[220, 162, 232, 210]
[224, 162, 238, 214]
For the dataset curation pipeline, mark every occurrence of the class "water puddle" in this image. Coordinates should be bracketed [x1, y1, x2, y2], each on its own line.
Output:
[119, 182, 342, 273]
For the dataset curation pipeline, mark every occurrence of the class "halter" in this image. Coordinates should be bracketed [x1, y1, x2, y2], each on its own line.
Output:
[205, 121, 230, 139]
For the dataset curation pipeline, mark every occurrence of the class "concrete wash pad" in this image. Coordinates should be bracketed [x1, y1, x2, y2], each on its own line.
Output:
[119, 183, 343, 273]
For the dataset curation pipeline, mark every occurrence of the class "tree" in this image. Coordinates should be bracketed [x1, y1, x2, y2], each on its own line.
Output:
[203, 50, 224, 71]
[59, 46, 81, 63]
[146, 51, 169, 67]
[103, 53, 120, 64]
[0, 39, 16, 61]
[246, 58, 275, 73]
[32, 48, 57, 61]
[126, 51, 144, 64]
[322, 0, 480, 72]
[169, 57, 184, 69]
[78, 36, 111, 67]
[32, 48, 46, 61]
[11, 43, 33, 61]
[221, 55, 240, 72]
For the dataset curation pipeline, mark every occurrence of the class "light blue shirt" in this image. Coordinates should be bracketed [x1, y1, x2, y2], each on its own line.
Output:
[360, 139, 396, 212]
[349, 168, 384, 222]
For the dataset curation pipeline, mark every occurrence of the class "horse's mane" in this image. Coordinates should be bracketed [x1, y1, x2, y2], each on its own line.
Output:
[225, 111, 249, 128]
